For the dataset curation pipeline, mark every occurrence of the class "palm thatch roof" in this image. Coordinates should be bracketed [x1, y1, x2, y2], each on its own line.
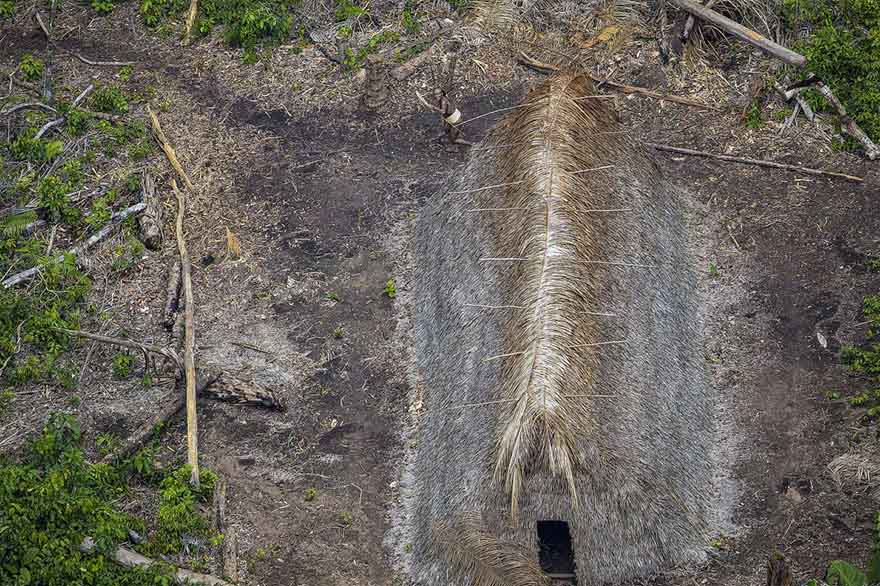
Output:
[406, 72, 716, 586]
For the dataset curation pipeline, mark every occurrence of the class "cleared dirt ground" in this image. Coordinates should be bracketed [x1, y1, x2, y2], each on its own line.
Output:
[2, 3, 879, 585]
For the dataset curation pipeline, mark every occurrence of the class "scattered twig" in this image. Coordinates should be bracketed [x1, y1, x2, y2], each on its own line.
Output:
[148, 106, 194, 191]
[666, 0, 805, 67]
[518, 51, 718, 110]
[75, 53, 136, 67]
[33, 117, 64, 139]
[2, 203, 146, 288]
[648, 143, 864, 182]
[71, 83, 94, 107]
[172, 178, 199, 487]
[184, 0, 199, 45]
[79, 538, 232, 586]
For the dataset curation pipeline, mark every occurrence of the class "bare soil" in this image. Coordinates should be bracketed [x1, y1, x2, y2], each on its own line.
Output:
[3, 4, 880, 586]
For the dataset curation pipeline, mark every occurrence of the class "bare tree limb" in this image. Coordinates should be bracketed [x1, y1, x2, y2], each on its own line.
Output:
[0, 102, 57, 116]
[172, 178, 199, 487]
[148, 106, 194, 191]
[2, 203, 146, 288]
[666, 0, 806, 67]
[79, 538, 232, 586]
[649, 142, 863, 182]
[75, 54, 136, 67]
[518, 51, 718, 110]
[814, 81, 880, 160]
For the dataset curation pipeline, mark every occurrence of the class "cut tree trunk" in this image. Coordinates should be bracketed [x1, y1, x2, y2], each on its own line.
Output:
[139, 171, 163, 250]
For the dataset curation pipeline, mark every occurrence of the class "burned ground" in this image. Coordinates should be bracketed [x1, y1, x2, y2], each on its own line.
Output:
[2, 3, 880, 586]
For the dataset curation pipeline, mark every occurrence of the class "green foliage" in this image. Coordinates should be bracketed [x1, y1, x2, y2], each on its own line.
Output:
[143, 465, 217, 556]
[402, 1, 421, 33]
[91, 85, 130, 114]
[326, 291, 340, 302]
[19, 54, 44, 82]
[334, 0, 366, 21]
[0, 1, 14, 19]
[66, 109, 93, 136]
[86, 195, 113, 230]
[338, 511, 353, 526]
[384, 278, 397, 298]
[782, 0, 880, 145]
[91, 0, 119, 14]
[343, 30, 400, 70]
[111, 235, 146, 272]
[333, 326, 345, 339]
[142, 0, 297, 61]
[826, 560, 868, 586]
[112, 353, 135, 379]
[0, 413, 174, 585]
[304, 487, 317, 501]
[744, 101, 764, 129]
[840, 295, 880, 419]
[0, 388, 13, 416]
[96, 432, 121, 456]
[37, 174, 79, 224]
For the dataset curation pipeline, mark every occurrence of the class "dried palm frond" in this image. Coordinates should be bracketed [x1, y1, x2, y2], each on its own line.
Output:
[471, 0, 519, 32]
[433, 514, 550, 586]
[828, 452, 880, 500]
[483, 74, 620, 518]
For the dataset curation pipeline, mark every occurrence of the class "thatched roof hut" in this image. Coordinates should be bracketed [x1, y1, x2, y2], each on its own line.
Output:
[407, 72, 715, 586]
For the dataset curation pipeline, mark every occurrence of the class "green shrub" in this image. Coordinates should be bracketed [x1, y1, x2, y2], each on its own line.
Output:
[91, 0, 118, 14]
[0, 1, 14, 19]
[383, 278, 397, 298]
[90, 85, 129, 114]
[111, 353, 134, 379]
[19, 54, 44, 81]
[840, 295, 880, 418]
[0, 413, 174, 585]
[335, 0, 366, 21]
[145, 465, 217, 555]
[782, 0, 880, 145]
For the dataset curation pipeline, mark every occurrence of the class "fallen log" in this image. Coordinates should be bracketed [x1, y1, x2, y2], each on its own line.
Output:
[79, 537, 232, 586]
[148, 107, 194, 191]
[139, 171, 163, 250]
[171, 178, 199, 487]
[2, 203, 146, 288]
[648, 142, 864, 182]
[667, 0, 879, 159]
[163, 260, 183, 331]
[666, 0, 805, 67]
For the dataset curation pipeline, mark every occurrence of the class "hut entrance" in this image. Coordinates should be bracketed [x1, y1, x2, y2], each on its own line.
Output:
[537, 521, 577, 584]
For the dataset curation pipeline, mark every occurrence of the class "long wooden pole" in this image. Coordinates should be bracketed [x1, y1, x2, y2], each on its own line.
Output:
[172, 178, 199, 487]
[666, 0, 806, 67]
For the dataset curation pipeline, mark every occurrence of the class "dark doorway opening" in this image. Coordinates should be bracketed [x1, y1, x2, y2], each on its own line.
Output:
[537, 521, 577, 584]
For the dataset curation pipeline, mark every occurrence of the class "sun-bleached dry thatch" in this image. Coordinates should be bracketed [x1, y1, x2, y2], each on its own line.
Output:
[408, 72, 715, 585]
[433, 513, 551, 586]
[828, 451, 880, 501]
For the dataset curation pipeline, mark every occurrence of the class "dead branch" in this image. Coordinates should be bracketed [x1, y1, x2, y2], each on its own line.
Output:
[80, 537, 232, 586]
[101, 392, 183, 464]
[148, 107, 194, 191]
[184, 0, 199, 45]
[2, 203, 146, 288]
[172, 178, 199, 487]
[213, 475, 227, 532]
[59, 327, 181, 367]
[518, 52, 718, 110]
[666, 0, 806, 67]
[200, 371, 285, 410]
[163, 260, 182, 330]
[75, 54, 136, 67]
[0, 102, 57, 116]
[814, 82, 880, 160]
[34, 85, 93, 139]
[138, 171, 163, 250]
[222, 532, 239, 582]
[649, 143, 864, 182]
[774, 81, 814, 122]
[34, 11, 51, 40]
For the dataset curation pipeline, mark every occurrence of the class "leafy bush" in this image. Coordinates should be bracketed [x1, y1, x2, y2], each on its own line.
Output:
[91, 85, 130, 114]
[143, 465, 217, 556]
[0, 1, 14, 19]
[0, 413, 174, 585]
[782, 0, 880, 145]
[840, 295, 880, 418]
[112, 353, 135, 378]
[19, 54, 44, 81]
